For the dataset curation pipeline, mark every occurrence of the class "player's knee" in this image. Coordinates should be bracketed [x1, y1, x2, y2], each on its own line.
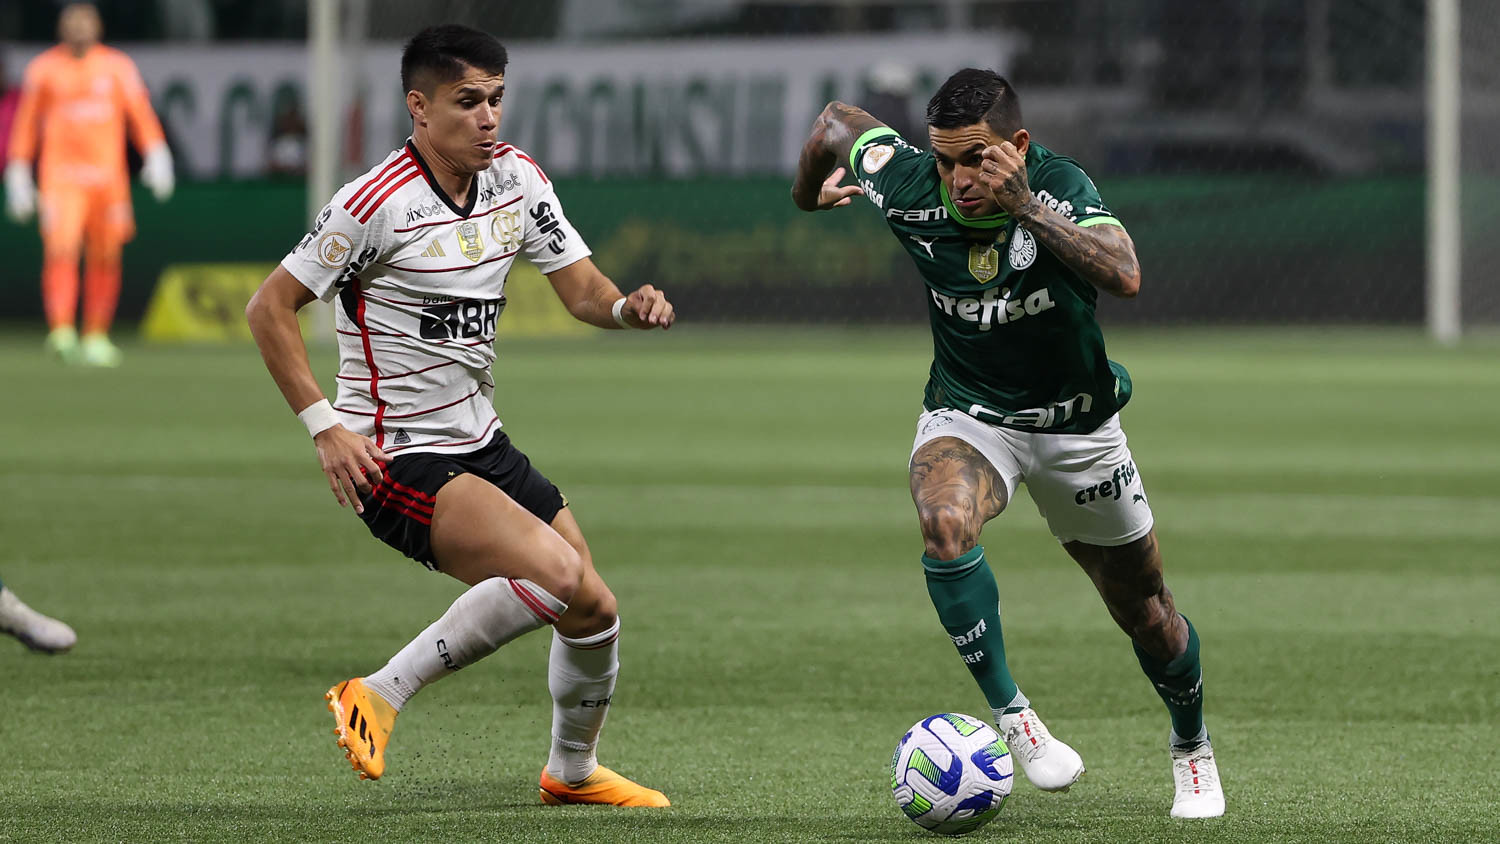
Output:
[570, 585, 619, 634]
[918, 502, 976, 561]
[534, 540, 584, 605]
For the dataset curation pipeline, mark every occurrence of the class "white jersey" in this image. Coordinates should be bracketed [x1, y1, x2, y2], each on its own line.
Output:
[281, 140, 590, 455]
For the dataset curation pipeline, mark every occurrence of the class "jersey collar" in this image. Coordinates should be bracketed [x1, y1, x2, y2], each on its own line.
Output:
[405, 139, 479, 218]
[940, 183, 1011, 229]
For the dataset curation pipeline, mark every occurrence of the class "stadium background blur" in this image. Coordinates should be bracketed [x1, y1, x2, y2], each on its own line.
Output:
[2, 2, 1497, 842]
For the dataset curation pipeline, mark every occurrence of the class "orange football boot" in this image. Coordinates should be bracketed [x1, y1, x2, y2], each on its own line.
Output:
[539, 765, 671, 807]
[325, 678, 398, 780]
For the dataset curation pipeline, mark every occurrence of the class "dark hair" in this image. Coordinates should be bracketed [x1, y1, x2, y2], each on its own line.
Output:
[925, 69, 1022, 135]
[400, 24, 508, 94]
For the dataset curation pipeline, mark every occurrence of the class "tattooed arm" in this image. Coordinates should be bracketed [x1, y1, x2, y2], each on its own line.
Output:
[791, 101, 886, 212]
[978, 141, 1142, 298]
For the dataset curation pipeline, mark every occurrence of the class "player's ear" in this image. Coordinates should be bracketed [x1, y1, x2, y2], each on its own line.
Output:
[406, 90, 427, 126]
[1011, 129, 1030, 156]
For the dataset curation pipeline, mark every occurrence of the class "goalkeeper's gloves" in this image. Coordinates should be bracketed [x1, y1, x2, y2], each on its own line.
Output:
[4, 161, 36, 223]
[141, 144, 175, 202]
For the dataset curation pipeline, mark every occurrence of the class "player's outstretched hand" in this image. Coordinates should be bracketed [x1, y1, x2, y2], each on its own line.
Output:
[313, 426, 391, 514]
[622, 284, 675, 330]
[978, 142, 1033, 216]
[816, 167, 863, 210]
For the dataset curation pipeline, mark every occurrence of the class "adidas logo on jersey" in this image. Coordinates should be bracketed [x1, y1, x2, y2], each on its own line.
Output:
[393, 429, 411, 445]
[420, 240, 446, 258]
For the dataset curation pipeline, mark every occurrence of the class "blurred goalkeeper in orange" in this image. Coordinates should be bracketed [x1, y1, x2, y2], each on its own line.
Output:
[4, 3, 174, 367]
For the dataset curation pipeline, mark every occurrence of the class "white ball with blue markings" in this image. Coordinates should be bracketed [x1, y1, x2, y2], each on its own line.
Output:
[891, 713, 1013, 836]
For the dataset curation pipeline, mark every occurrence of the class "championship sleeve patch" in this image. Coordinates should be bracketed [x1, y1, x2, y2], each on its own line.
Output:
[316, 232, 356, 268]
[862, 144, 895, 173]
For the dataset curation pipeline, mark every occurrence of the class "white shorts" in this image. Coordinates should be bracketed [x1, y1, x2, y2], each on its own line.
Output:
[910, 408, 1155, 547]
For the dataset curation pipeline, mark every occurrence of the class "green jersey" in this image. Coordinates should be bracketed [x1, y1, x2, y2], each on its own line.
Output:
[849, 128, 1132, 434]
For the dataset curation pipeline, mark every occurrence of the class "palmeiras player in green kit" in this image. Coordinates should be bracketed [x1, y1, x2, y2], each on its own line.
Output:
[792, 69, 1223, 818]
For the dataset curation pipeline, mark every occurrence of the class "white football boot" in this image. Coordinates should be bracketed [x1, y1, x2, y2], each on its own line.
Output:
[0, 587, 77, 654]
[997, 707, 1085, 791]
[1169, 740, 1225, 818]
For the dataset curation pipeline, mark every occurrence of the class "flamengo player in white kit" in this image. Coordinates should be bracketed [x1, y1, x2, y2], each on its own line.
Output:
[246, 25, 673, 807]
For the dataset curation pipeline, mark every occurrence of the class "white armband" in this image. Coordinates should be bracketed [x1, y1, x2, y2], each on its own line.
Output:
[297, 399, 341, 438]
[611, 296, 630, 328]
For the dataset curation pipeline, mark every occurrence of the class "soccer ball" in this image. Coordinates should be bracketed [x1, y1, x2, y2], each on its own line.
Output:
[890, 713, 1013, 836]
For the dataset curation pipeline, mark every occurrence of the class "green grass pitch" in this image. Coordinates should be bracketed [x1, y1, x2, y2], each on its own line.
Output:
[1, 326, 1497, 843]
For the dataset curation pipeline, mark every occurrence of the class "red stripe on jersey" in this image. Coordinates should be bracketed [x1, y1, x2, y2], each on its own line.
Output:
[349, 155, 415, 217]
[385, 249, 519, 273]
[354, 288, 386, 448]
[383, 386, 483, 420]
[333, 386, 482, 420]
[336, 360, 460, 381]
[336, 325, 460, 344]
[494, 145, 550, 184]
[391, 194, 525, 233]
[509, 579, 559, 622]
[382, 417, 500, 455]
[345, 152, 413, 211]
[361, 292, 439, 307]
[336, 327, 402, 337]
[358, 169, 422, 224]
[512, 150, 549, 184]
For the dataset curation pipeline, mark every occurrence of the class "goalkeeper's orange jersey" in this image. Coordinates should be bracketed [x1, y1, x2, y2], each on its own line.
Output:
[6, 44, 165, 190]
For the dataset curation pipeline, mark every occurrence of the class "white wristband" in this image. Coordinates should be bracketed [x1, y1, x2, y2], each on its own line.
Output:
[297, 399, 340, 438]
[610, 296, 630, 328]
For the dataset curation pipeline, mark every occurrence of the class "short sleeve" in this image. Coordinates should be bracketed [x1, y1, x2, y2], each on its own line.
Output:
[1030, 158, 1123, 230]
[848, 127, 928, 210]
[280, 190, 385, 302]
[520, 172, 592, 274]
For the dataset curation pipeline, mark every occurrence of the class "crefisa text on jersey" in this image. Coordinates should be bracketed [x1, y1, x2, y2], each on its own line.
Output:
[930, 285, 1057, 331]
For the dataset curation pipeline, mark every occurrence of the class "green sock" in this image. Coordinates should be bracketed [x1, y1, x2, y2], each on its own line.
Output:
[1133, 614, 1205, 746]
[923, 546, 1025, 714]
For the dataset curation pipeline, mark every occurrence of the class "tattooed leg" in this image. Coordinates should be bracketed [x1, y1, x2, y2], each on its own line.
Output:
[1065, 532, 1205, 745]
[909, 436, 1007, 561]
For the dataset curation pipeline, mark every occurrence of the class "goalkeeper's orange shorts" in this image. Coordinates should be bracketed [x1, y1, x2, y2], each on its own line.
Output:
[37, 180, 135, 255]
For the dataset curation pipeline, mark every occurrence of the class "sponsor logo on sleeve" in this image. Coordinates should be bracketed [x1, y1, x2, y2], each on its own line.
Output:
[1034, 189, 1075, 220]
[317, 232, 355, 268]
[294, 205, 334, 253]
[862, 143, 895, 173]
[528, 200, 568, 255]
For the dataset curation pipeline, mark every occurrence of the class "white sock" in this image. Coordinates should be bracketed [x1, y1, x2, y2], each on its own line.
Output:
[992, 689, 1031, 725]
[546, 617, 620, 785]
[364, 577, 566, 711]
